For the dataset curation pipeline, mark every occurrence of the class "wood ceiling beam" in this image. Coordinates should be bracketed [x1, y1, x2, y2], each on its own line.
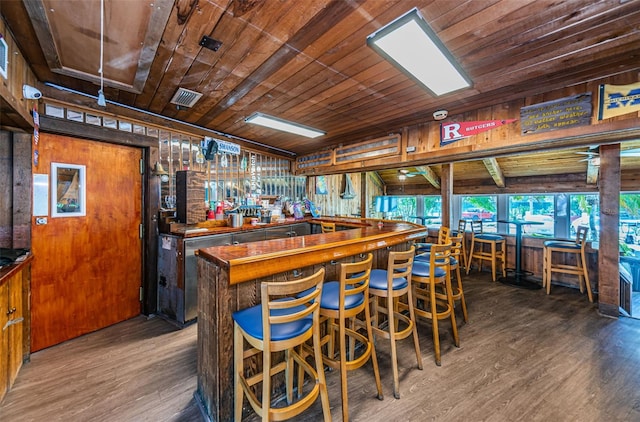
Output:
[482, 158, 506, 188]
[415, 166, 440, 189]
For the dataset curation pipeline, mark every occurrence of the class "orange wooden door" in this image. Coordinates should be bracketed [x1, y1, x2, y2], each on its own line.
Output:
[31, 134, 142, 351]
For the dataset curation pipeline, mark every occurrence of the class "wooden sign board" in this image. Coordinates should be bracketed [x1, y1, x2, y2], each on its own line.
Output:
[521, 93, 592, 135]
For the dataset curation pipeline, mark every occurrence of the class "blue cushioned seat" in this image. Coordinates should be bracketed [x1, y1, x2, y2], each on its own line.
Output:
[415, 242, 433, 253]
[412, 260, 447, 278]
[543, 240, 580, 249]
[316, 281, 364, 310]
[415, 252, 458, 266]
[233, 299, 312, 341]
[369, 268, 408, 290]
[475, 233, 504, 241]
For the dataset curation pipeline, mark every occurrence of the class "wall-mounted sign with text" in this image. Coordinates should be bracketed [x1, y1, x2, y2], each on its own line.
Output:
[520, 93, 592, 135]
[440, 119, 517, 146]
[202, 137, 241, 159]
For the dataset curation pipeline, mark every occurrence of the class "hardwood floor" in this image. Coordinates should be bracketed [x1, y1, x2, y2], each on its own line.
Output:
[2, 273, 640, 421]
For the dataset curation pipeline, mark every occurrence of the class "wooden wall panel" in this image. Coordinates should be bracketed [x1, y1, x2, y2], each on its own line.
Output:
[306, 173, 362, 217]
[0, 132, 12, 247]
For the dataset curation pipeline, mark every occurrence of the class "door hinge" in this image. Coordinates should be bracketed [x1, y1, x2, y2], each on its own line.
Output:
[139, 287, 144, 302]
[140, 159, 145, 174]
[139, 224, 144, 239]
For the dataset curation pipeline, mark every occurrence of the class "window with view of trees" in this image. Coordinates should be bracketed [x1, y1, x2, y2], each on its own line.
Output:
[508, 195, 555, 236]
[376, 192, 640, 250]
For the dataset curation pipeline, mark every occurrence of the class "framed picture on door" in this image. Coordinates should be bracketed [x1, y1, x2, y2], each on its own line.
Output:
[51, 162, 86, 217]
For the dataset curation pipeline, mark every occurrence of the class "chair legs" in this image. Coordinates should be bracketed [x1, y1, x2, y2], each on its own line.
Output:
[451, 263, 468, 323]
[321, 298, 383, 421]
[466, 238, 506, 282]
[543, 246, 593, 303]
[370, 291, 422, 399]
[412, 272, 459, 366]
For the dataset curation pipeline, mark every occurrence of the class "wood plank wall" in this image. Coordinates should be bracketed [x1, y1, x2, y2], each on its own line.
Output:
[305, 172, 384, 218]
[296, 73, 640, 178]
[0, 131, 32, 250]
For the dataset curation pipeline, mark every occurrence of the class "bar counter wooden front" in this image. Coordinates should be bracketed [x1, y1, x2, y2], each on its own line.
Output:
[194, 218, 426, 422]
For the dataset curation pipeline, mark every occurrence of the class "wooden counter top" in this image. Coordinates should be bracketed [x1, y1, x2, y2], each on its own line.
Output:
[0, 254, 33, 287]
[196, 218, 426, 284]
[163, 217, 314, 238]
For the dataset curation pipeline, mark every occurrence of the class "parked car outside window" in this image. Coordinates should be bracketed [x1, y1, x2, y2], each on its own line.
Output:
[461, 208, 495, 221]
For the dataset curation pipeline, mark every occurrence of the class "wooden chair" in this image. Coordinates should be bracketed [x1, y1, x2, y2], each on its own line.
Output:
[368, 247, 422, 398]
[543, 225, 593, 302]
[320, 222, 336, 233]
[466, 220, 506, 281]
[312, 253, 383, 421]
[233, 268, 331, 422]
[411, 242, 460, 365]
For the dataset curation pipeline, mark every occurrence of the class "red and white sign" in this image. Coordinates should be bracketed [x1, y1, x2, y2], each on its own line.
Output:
[440, 119, 517, 145]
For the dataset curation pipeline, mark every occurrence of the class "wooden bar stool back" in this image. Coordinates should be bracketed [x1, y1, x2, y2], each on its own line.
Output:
[411, 242, 460, 365]
[415, 233, 468, 323]
[543, 225, 593, 302]
[313, 253, 383, 421]
[466, 220, 506, 281]
[320, 222, 336, 233]
[446, 232, 468, 322]
[453, 219, 469, 270]
[233, 268, 331, 422]
[415, 225, 450, 254]
[368, 246, 422, 398]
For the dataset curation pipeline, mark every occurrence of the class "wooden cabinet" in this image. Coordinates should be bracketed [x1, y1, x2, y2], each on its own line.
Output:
[0, 258, 31, 403]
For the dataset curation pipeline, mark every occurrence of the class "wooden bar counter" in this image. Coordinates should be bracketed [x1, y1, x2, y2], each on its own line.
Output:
[194, 218, 426, 422]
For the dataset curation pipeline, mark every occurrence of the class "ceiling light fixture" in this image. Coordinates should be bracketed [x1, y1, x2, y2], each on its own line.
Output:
[367, 7, 471, 96]
[245, 112, 326, 138]
[97, 0, 106, 107]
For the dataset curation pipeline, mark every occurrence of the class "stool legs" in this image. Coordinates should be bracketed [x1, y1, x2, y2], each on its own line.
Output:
[467, 238, 506, 282]
[451, 262, 468, 323]
[543, 245, 593, 303]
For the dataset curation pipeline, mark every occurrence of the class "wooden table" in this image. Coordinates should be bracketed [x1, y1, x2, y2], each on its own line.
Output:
[193, 218, 426, 421]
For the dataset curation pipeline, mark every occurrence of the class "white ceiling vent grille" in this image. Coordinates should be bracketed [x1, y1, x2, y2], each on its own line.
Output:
[170, 87, 203, 108]
[0, 36, 8, 79]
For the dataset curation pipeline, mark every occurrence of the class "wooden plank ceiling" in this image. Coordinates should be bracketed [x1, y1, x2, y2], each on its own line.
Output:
[2, 0, 640, 189]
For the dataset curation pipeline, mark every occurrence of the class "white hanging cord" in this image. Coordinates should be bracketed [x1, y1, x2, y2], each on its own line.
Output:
[99, 0, 104, 91]
[97, 0, 106, 105]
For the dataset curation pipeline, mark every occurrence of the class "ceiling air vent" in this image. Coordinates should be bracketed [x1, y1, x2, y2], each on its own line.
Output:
[170, 87, 203, 108]
[0, 36, 8, 79]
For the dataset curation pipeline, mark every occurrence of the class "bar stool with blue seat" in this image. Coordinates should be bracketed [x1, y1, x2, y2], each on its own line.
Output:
[411, 242, 459, 365]
[368, 246, 422, 399]
[417, 233, 468, 323]
[312, 253, 383, 422]
[233, 268, 331, 422]
[452, 219, 469, 270]
[466, 220, 506, 282]
[415, 226, 450, 255]
[543, 225, 593, 302]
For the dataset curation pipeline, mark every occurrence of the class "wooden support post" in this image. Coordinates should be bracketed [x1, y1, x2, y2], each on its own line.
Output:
[598, 143, 620, 316]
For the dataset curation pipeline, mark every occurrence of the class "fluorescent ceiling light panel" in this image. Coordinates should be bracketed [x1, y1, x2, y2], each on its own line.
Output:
[367, 8, 471, 96]
[245, 112, 325, 138]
